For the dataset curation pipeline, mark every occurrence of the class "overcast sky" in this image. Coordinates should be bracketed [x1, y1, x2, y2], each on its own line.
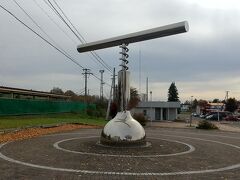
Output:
[1, 0, 240, 102]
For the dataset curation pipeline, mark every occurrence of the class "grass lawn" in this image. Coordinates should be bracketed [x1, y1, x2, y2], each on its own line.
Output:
[0, 113, 107, 130]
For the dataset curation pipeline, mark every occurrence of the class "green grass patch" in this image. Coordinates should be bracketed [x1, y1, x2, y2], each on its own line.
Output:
[0, 113, 106, 130]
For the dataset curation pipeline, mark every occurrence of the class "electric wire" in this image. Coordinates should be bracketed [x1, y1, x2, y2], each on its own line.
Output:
[33, 0, 78, 45]
[47, 0, 113, 73]
[92, 74, 111, 87]
[43, 0, 112, 74]
[45, 0, 113, 74]
[12, 0, 78, 66]
[0, 3, 84, 70]
[0, 2, 111, 90]
[31, 0, 112, 85]
[52, 0, 113, 72]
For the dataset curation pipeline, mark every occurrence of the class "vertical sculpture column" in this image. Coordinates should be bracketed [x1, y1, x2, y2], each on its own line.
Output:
[100, 44, 146, 146]
[118, 43, 130, 111]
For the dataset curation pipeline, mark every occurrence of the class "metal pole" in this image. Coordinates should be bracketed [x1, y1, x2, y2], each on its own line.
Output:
[150, 91, 152, 126]
[106, 77, 114, 120]
[113, 68, 116, 101]
[190, 96, 193, 127]
[82, 69, 92, 103]
[146, 77, 148, 102]
[119, 43, 129, 112]
[99, 70, 104, 100]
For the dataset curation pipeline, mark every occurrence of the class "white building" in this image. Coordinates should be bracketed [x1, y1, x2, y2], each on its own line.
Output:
[132, 101, 180, 121]
[181, 103, 190, 112]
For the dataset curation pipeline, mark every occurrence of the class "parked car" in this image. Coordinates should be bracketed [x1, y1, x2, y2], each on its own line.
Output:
[200, 113, 207, 118]
[206, 113, 223, 121]
[192, 113, 199, 117]
[224, 115, 240, 121]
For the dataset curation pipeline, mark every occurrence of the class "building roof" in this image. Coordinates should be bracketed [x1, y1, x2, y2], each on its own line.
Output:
[137, 101, 181, 108]
[0, 86, 70, 99]
[208, 103, 224, 106]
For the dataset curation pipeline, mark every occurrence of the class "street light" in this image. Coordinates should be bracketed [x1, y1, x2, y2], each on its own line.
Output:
[150, 91, 152, 126]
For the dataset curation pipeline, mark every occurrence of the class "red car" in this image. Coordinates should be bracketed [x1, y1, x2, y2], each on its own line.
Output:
[224, 115, 240, 121]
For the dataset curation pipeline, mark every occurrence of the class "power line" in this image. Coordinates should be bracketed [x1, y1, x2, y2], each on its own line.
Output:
[0, 3, 85, 70]
[45, 0, 113, 73]
[19, 0, 112, 87]
[91, 73, 111, 87]
[52, 0, 86, 43]
[51, 0, 113, 72]
[33, 0, 78, 45]
[13, 0, 77, 67]
[0, 2, 111, 93]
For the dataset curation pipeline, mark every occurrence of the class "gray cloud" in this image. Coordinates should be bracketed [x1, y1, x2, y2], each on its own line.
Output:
[0, 0, 240, 101]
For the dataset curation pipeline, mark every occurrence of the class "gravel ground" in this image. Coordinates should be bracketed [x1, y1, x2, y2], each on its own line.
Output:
[0, 124, 101, 143]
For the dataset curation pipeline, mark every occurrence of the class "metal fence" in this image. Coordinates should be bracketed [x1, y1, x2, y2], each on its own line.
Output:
[0, 98, 95, 116]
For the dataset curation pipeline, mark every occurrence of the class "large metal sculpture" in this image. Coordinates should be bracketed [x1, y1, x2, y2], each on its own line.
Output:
[77, 21, 189, 146]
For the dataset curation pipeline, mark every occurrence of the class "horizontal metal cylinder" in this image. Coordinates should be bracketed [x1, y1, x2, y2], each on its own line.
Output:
[77, 21, 189, 53]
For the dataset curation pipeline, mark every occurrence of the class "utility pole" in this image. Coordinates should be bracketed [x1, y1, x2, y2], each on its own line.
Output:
[139, 48, 142, 95]
[146, 77, 148, 101]
[106, 68, 117, 120]
[225, 91, 229, 101]
[150, 91, 152, 126]
[82, 68, 92, 102]
[99, 70, 105, 100]
[106, 76, 114, 120]
[112, 68, 117, 101]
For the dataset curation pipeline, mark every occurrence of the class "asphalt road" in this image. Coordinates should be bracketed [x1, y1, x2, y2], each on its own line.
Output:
[0, 127, 240, 180]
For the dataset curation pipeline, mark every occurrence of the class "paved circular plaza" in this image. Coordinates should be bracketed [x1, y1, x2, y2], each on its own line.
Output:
[0, 127, 240, 179]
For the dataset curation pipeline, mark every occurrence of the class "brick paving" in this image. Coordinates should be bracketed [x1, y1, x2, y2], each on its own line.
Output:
[0, 128, 240, 179]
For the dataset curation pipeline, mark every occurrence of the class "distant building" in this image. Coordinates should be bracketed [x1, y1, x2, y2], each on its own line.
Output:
[196, 102, 225, 115]
[140, 93, 148, 102]
[132, 101, 180, 121]
[181, 103, 190, 112]
[0, 86, 70, 101]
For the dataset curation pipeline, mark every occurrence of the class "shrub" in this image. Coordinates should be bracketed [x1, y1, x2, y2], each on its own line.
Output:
[86, 108, 105, 118]
[173, 117, 186, 122]
[196, 120, 218, 130]
[133, 113, 147, 126]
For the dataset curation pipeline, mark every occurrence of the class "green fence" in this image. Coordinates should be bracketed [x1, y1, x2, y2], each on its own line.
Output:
[0, 98, 95, 116]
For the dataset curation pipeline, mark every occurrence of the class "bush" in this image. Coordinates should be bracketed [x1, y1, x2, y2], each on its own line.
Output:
[196, 120, 218, 130]
[133, 113, 147, 126]
[173, 117, 186, 122]
[86, 107, 106, 118]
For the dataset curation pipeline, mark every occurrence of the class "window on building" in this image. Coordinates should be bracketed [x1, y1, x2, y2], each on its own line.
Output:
[143, 110, 147, 116]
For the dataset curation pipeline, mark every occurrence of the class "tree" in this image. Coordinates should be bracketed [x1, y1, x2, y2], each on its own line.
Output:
[192, 98, 198, 109]
[167, 82, 179, 102]
[127, 87, 140, 110]
[198, 99, 208, 108]
[212, 98, 220, 103]
[64, 90, 76, 97]
[50, 87, 64, 95]
[225, 98, 238, 112]
[184, 100, 190, 105]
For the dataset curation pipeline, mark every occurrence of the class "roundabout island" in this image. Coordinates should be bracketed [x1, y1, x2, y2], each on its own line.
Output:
[0, 127, 240, 179]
